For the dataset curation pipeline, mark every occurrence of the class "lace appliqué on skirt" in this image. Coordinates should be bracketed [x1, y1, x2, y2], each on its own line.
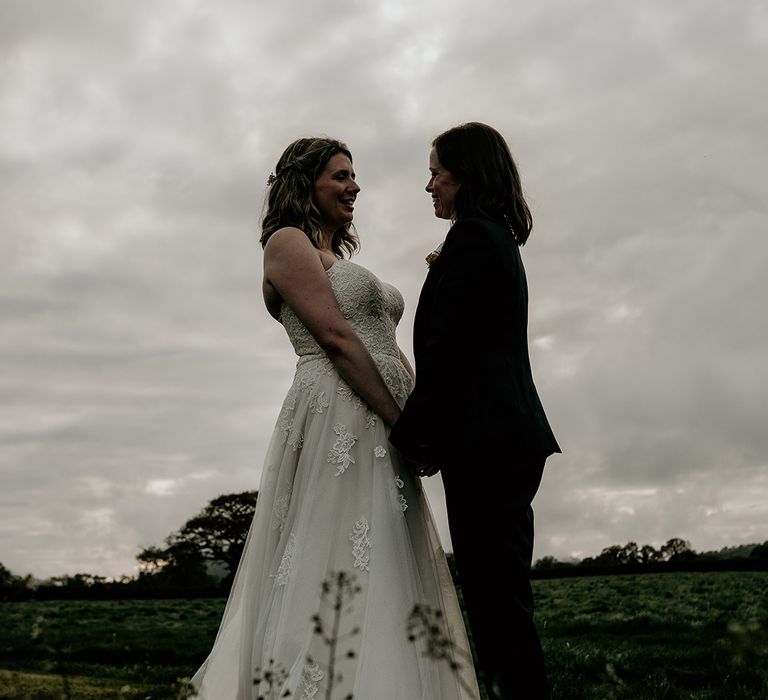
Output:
[271, 485, 292, 532]
[392, 476, 408, 513]
[299, 661, 324, 700]
[328, 423, 357, 476]
[273, 533, 296, 587]
[349, 517, 371, 572]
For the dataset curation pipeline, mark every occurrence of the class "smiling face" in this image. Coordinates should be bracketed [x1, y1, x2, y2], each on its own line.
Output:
[426, 147, 461, 220]
[313, 152, 360, 236]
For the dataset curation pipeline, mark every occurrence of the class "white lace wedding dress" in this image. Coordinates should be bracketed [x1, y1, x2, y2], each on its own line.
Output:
[191, 260, 478, 699]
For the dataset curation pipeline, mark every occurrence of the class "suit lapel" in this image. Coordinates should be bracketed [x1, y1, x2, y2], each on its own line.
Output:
[412, 254, 445, 364]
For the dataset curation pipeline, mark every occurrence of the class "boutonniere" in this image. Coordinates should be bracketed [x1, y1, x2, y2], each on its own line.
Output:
[425, 241, 444, 267]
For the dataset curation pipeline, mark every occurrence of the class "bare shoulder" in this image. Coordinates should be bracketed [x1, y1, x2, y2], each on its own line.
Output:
[263, 225, 337, 305]
[264, 227, 315, 263]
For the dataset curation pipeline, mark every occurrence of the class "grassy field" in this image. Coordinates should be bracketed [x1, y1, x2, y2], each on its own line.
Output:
[1, 571, 766, 699]
[536, 572, 767, 699]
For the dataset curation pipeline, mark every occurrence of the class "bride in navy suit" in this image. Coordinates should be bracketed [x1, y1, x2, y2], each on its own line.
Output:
[390, 122, 561, 699]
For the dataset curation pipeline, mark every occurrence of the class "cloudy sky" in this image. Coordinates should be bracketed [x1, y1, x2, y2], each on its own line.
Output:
[1, 0, 767, 580]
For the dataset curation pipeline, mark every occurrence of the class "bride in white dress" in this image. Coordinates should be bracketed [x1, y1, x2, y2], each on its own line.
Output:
[191, 137, 478, 699]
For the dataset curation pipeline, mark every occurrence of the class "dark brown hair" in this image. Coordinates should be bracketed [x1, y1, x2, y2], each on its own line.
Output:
[432, 122, 532, 245]
[260, 137, 360, 257]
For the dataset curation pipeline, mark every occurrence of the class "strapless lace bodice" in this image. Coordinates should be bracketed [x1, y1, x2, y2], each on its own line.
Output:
[280, 260, 404, 360]
[279, 260, 412, 402]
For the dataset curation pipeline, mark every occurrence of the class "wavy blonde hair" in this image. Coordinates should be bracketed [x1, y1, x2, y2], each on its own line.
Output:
[260, 137, 360, 258]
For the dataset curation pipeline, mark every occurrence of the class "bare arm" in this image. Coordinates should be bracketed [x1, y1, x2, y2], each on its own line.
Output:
[264, 228, 401, 425]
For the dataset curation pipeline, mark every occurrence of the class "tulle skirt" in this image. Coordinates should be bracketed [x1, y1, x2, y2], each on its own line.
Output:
[191, 353, 478, 699]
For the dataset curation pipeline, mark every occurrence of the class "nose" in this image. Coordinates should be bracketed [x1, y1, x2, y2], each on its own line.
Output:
[425, 178, 433, 193]
[349, 180, 360, 194]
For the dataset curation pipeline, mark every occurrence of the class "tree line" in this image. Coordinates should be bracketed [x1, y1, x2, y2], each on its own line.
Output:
[532, 538, 768, 578]
[3, 491, 768, 599]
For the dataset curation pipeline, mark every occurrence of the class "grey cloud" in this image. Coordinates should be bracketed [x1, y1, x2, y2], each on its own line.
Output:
[1, 0, 767, 578]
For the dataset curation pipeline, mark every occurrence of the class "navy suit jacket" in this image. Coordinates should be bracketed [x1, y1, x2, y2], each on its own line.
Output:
[389, 216, 561, 468]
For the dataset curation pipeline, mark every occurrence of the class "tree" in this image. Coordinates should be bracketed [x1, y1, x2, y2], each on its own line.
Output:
[0, 563, 33, 594]
[533, 556, 563, 570]
[749, 541, 768, 560]
[49, 573, 107, 588]
[582, 541, 665, 567]
[591, 542, 642, 567]
[660, 537, 694, 561]
[136, 546, 169, 576]
[640, 544, 661, 564]
[48, 573, 107, 588]
[137, 491, 258, 585]
[0, 563, 18, 588]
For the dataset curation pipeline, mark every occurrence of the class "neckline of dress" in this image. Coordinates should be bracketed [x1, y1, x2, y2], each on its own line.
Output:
[325, 258, 351, 275]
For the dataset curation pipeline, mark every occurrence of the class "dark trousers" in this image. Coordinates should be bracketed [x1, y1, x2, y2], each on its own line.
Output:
[441, 455, 549, 700]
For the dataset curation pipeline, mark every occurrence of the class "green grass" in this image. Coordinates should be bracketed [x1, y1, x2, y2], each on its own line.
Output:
[0, 598, 222, 698]
[1, 572, 766, 699]
[537, 572, 768, 699]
